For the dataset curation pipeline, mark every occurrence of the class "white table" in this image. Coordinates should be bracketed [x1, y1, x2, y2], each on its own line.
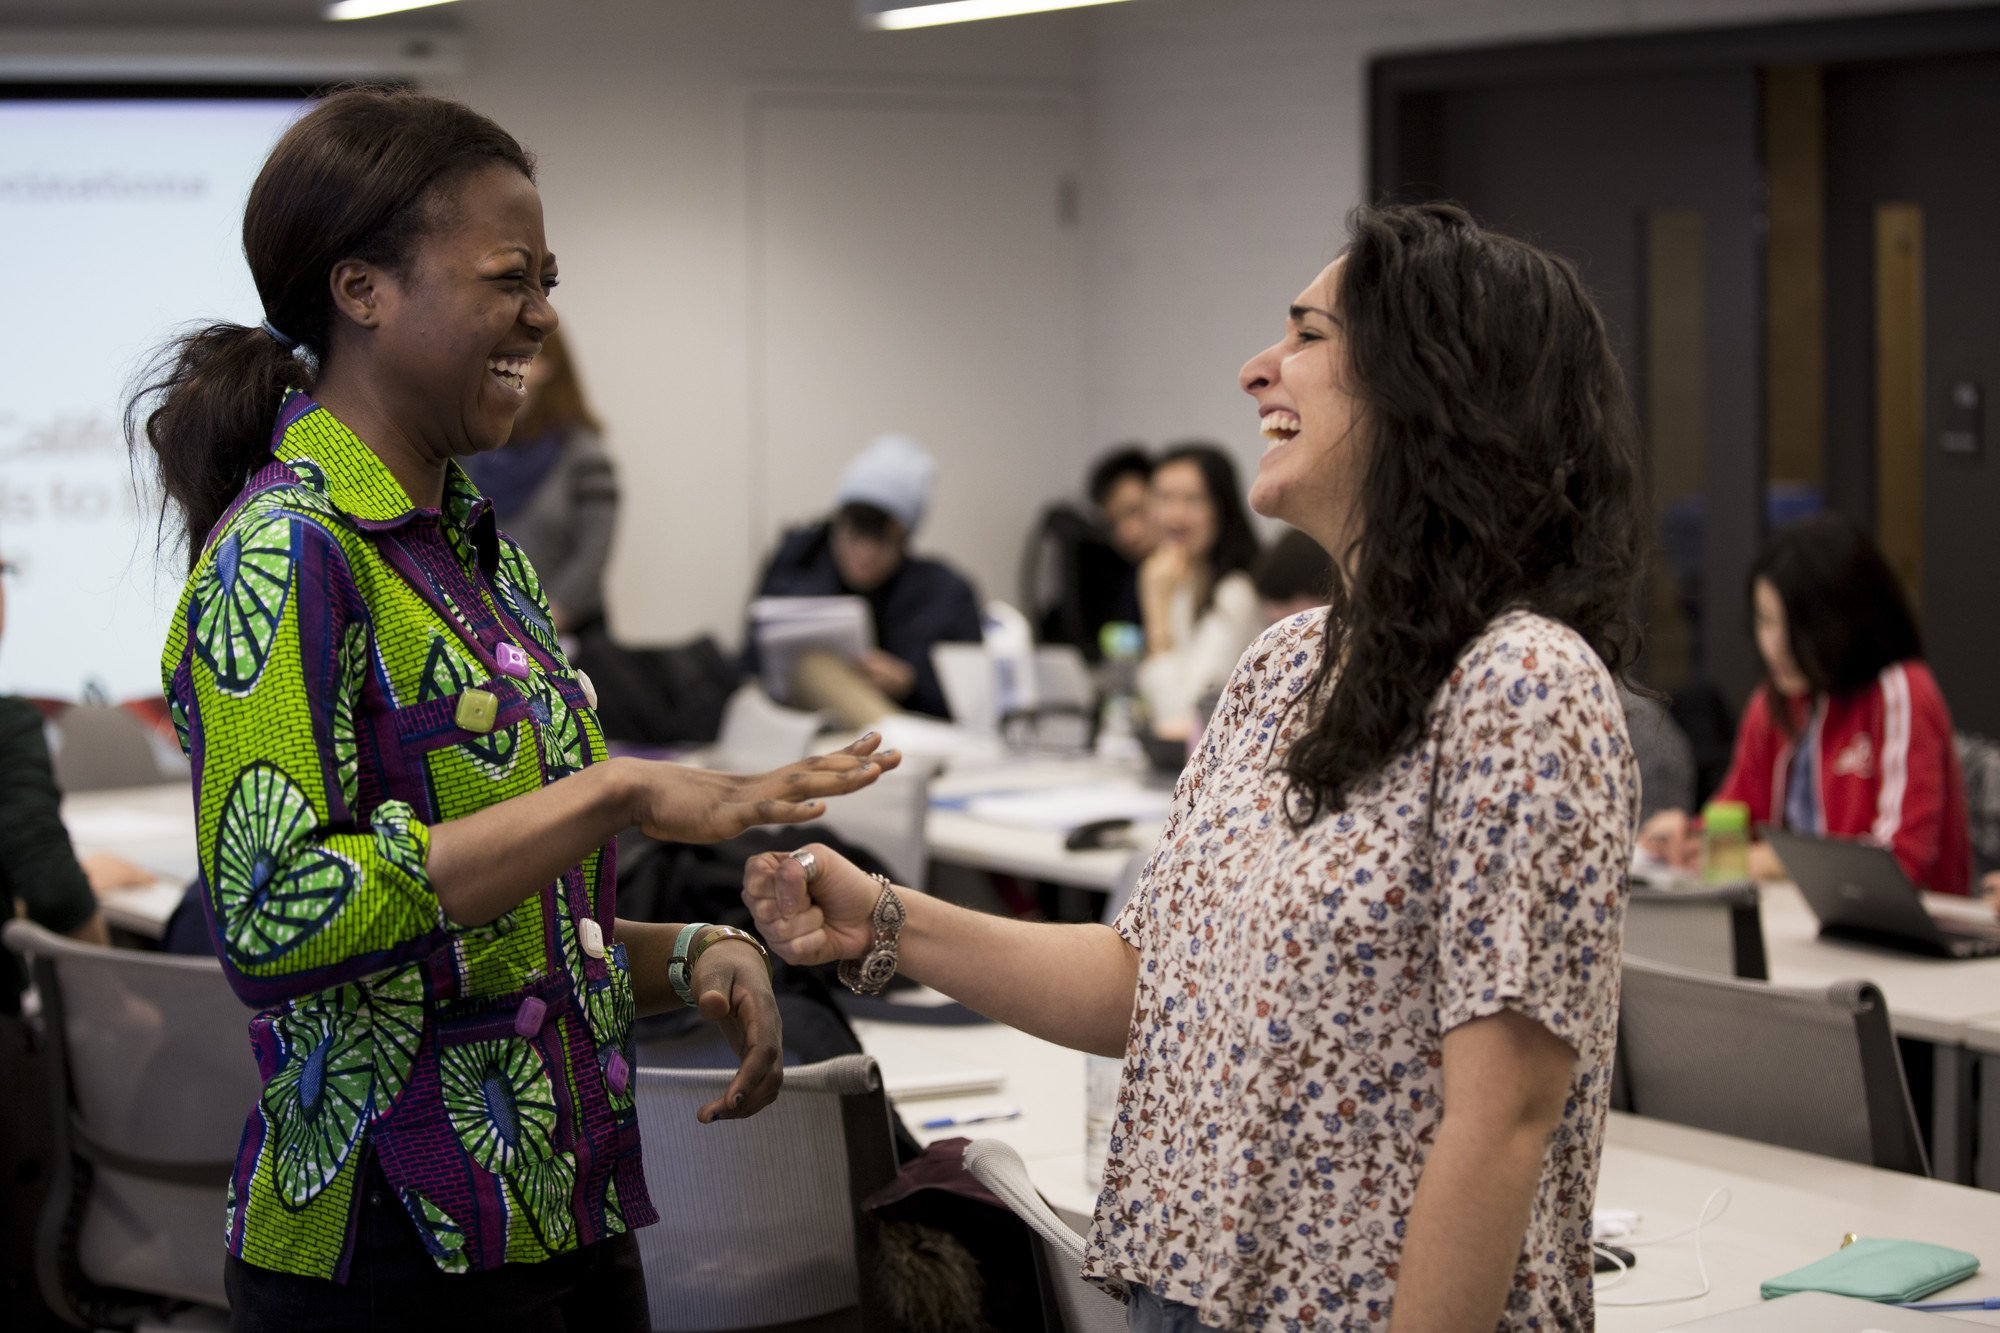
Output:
[924, 755, 1163, 891]
[1754, 883, 2000, 1182]
[60, 782, 200, 938]
[852, 1013, 2000, 1331]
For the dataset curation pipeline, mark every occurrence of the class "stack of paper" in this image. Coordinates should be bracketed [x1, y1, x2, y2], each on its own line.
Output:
[749, 596, 874, 703]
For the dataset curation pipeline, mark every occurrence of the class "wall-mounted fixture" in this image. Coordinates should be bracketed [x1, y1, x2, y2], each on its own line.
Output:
[326, 0, 461, 20]
[859, 0, 1135, 31]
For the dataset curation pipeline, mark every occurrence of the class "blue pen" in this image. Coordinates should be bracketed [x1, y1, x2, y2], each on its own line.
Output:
[1901, 1298, 2000, 1312]
[921, 1106, 1023, 1131]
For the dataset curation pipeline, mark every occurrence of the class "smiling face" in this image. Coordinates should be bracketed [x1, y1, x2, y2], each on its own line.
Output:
[360, 162, 559, 459]
[1238, 257, 1369, 562]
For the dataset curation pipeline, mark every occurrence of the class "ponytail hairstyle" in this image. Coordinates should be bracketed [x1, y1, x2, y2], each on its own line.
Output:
[1279, 202, 1648, 825]
[128, 86, 535, 570]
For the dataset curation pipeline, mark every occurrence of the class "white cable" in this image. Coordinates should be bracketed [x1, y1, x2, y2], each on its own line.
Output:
[1595, 1186, 1732, 1308]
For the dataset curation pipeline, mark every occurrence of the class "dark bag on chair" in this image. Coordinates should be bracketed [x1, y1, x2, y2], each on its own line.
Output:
[575, 628, 740, 745]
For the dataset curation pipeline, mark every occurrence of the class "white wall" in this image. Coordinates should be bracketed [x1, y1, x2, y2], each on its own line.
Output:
[12, 0, 1984, 659]
[1077, 0, 1988, 502]
[445, 0, 1091, 646]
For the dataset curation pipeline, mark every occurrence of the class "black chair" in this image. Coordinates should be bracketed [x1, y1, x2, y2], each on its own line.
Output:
[1617, 956, 1929, 1175]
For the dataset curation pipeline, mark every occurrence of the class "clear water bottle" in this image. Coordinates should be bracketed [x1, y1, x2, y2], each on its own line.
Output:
[1095, 621, 1145, 760]
[1083, 1054, 1120, 1188]
[982, 601, 1039, 724]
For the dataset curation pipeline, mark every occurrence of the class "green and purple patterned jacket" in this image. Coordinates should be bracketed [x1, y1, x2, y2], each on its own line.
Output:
[162, 392, 652, 1281]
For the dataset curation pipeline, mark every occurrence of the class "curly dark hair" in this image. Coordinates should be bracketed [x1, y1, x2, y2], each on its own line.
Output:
[1279, 202, 1648, 824]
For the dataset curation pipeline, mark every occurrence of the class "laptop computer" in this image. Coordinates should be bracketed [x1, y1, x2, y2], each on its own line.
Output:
[1765, 828, 2000, 960]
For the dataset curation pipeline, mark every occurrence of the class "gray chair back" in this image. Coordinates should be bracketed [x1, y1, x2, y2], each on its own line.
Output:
[1623, 881, 1768, 979]
[48, 703, 172, 794]
[3, 918, 256, 1316]
[962, 1138, 1127, 1333]
[632, 1053, 899, 1332]
[1617, 956, 1928, 1175]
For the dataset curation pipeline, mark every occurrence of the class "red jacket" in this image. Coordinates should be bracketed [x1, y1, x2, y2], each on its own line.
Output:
[1714, 660, 1972, 894]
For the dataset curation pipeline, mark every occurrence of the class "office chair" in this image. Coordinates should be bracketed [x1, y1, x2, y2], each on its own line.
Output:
[961, 1138, 1126, 1333]
[47, 703, 173, 794]
[1623, 880, 1768, 979]
[1617, 956, 1929, 1175]
[3, 919, 258, 1324]
[631, 1054, 901, 1332]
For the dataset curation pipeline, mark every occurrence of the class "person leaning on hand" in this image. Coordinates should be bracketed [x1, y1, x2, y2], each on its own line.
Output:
[748, 203, 1646, 1333]
[0, 548, 159, 1009]
[128, 87, 896, 1333]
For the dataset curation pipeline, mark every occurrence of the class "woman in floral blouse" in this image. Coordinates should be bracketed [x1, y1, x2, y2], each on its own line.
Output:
[747, 202, 1645, 1332]
[130, 88, 895, 1332]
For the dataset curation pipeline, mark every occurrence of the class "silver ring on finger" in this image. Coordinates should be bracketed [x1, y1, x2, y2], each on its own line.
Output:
[788, 849, 819, 884]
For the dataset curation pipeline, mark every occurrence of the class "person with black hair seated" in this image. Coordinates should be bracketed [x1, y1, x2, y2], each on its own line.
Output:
[1086, 445, 1156, 623]
[1250, 525, 1332, 626]
[746, 434, 981, 724]
[1640, 513, 1972, 893]
[0, 547, 153, 1011]
[1025, 446, 1155, 664]
[1136, 442, 1263, 738]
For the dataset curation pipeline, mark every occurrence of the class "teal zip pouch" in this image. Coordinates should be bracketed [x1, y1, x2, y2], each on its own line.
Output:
[1760, 1238, 1981, 1303]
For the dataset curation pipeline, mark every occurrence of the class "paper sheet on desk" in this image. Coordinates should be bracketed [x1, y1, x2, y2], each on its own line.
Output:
[962, 785, 1173, 831]
[61, 806, 192, 845]
[872, 712, 1009, 764]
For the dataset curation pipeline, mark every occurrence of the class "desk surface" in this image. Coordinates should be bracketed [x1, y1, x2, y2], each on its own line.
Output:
[61, 782, 198, 938]
[1755, 883, 2000, 1042]
[925, 755, 1158, 890]
[852, 1013, 2000, 1331]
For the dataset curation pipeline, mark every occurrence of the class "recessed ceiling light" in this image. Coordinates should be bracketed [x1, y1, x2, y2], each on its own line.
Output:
[861, 0, 1136, 31]
[325, 0, 463, 21]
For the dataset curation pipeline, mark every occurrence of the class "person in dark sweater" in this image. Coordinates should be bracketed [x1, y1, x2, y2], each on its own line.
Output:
[0, 557, 151, 1014]
[745, 434, 981, 723]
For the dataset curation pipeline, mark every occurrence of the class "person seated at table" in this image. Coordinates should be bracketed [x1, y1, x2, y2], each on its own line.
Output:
[1250, 525, 1331, 626]
[0, 556, 154, 1010]
[1029, 446, 1159, 663]
[1136, 442, 1262, 739]
[1639, 513, 1972, 894]
[1082, 445, 1155, 630]
[744, 434, 981, 725]
[460, 328, 617, 636]
[748, 202, 1646, 1332]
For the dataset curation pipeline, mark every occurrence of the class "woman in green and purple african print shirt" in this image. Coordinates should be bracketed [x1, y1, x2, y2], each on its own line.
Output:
[130, 88, 897, 1333]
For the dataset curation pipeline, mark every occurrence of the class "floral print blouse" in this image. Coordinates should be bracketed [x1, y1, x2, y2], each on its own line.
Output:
[162, 394, 651, 1281]
[1086, 608, 1637, 1331]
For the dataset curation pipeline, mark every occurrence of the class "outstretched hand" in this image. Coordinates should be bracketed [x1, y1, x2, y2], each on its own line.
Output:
[741, 842, 884, 969]
[629, 732, 901, 844]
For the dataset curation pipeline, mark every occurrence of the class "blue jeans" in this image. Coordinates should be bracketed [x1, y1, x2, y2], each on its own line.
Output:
[1127, 1283, 1231, 1332]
